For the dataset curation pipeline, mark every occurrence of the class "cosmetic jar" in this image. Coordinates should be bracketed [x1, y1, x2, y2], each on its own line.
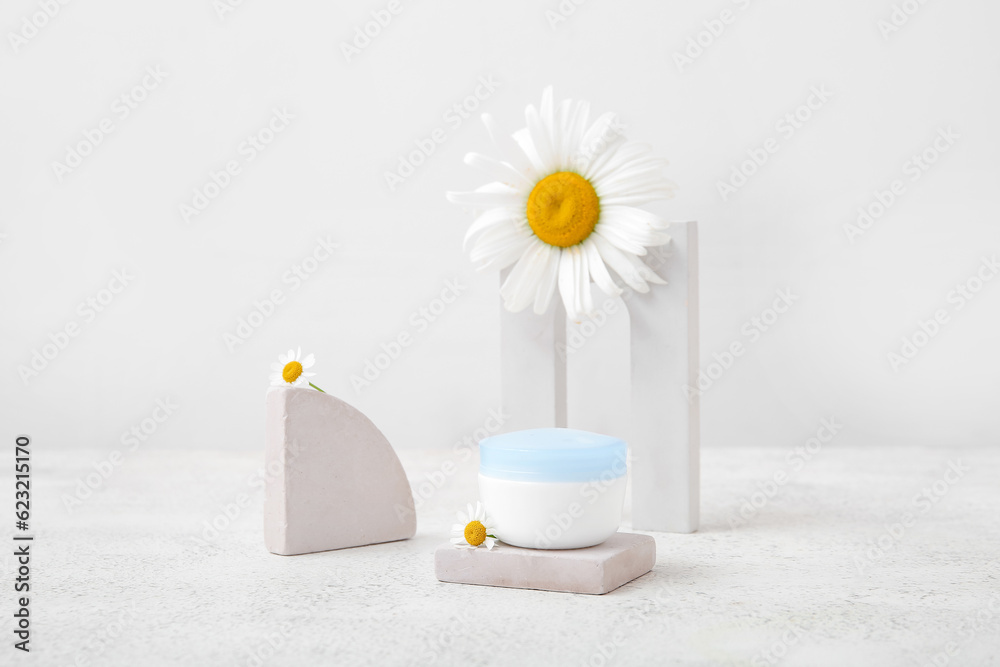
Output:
[479, 428, 627, 549]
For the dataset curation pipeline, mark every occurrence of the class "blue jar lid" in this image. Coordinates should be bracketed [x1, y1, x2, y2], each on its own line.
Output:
[479, 428, 627, 483]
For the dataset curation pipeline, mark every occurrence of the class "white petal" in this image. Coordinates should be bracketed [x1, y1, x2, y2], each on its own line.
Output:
[557, 249, 579, 320]
[463, 208, 522, 250]
[485, 537, 496, 550]
[599, 208, 670, 245]
[595, 226, 648, 256]
[526, 104, 557, 174]
[584, 239, 621, 297]
[501, 241, 552, 313]
[600, 176, 673, 199]
[593, 159, 669, 192]
[581, 136, 628, 182]
[599, 153, 668, 174]
[589, 143, 652, 182]
[602, 204, 670, 231]
[591, 234, 649, 292]
[599, 175, 674, 201]
[578, 113, 625, 175]
[607, 181, 677, 199]
[469, 224, 532, 263]
[579, 112, 621, 154]
[594, 143, 652, 170]
[599, 217, 670, 251]
[477, 238, 534, 273]
[301, 354, 315, 368]
[593, 156, 664, 197]
[533, 248, 561, 315]
[464, 152, 531, 189]
[498, 249, 535, 302]
[563, 101, 589, 169]
[540, 86, 555, 135]
[627, 251, 667, 285]
[599, 187, 676, 207]
[481, 112, 533, 175]
[447, 183, 522, 208]
[553, 98, 571, 168]
[576, 246, 594, 318]
[596, 172, 672, 200]
[512, 127, 546, 173]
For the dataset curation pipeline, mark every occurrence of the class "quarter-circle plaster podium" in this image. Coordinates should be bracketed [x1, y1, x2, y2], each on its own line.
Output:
[263, 386, 416, 555]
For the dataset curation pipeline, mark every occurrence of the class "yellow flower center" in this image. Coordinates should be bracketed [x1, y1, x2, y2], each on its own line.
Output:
[282, 361, 303, 383]
[464, 520, 487, 546]
[526, 171, 601, 248]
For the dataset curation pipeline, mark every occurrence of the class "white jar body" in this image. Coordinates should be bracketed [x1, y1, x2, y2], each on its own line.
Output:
[479, 473, 626, 549]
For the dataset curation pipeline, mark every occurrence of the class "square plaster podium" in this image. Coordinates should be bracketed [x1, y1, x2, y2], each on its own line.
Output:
[435, 532, 655, 595]
[500, 222, 699, 533]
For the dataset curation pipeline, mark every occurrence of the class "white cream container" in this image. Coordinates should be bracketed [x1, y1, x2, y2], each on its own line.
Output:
[479, 428, 627, 549]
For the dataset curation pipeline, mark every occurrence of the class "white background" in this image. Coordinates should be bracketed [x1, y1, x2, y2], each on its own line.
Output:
[3, 0, 999, 453]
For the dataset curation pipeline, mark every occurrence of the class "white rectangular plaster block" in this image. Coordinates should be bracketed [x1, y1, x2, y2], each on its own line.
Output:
[629, 221, 700, 533]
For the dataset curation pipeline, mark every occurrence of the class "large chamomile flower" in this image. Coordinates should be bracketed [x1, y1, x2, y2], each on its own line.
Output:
[447, 86, 675, 321]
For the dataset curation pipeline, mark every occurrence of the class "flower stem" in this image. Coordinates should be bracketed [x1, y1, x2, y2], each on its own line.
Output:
[309, 383, 326, 393]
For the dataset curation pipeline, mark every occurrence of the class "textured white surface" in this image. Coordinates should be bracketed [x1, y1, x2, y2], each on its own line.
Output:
[5, 445, 1000, 666]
